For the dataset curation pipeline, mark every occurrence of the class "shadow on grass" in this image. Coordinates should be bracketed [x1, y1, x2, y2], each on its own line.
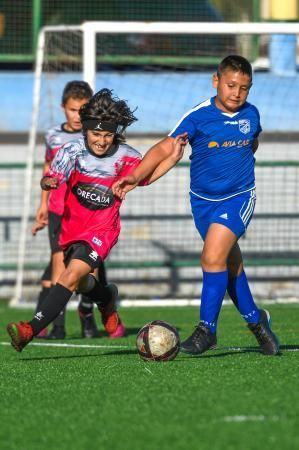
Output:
[61, 327, 141, 340]
[20, 348, 138, 361]
[178, 345, 287, 359]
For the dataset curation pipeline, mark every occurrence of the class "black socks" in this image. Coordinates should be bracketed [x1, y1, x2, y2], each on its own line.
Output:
[30, 283, 73, 335]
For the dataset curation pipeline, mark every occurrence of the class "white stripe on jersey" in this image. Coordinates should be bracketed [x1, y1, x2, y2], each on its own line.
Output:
[168, 98, 211, 136]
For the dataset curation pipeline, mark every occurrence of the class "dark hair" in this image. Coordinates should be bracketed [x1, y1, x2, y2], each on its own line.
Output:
[80, 88, 138, 144]
[217, 55, 252, 80]
[61, 80, 93, 105]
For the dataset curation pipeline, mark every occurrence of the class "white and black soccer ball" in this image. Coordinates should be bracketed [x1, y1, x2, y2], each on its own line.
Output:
[136, 320, 180, 362]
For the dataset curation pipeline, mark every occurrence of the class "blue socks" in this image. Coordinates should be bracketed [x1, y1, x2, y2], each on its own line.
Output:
[200, 270, 228, 334]
[227, 270, 260, 324]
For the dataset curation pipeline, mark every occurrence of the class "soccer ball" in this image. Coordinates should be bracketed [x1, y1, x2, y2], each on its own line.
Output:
[136, 320, 180, 362]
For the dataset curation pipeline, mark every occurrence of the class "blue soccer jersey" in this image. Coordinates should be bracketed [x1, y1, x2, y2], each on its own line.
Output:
[169, 96, 262, 201]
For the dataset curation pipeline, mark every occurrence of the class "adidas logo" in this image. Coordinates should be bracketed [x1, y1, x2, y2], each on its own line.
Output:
[219, 213, 228, 220]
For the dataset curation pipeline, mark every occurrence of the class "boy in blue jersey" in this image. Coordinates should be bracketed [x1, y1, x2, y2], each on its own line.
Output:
[113, 55, 280, 356]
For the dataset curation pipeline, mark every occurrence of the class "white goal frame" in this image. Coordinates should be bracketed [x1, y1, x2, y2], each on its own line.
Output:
[12, 21, 299, 306]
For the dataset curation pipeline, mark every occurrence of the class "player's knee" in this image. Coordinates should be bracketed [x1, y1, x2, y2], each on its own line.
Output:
[58, 269, 79, 291]
[201, 250, 226, 271]
[77, 274, 96, 293]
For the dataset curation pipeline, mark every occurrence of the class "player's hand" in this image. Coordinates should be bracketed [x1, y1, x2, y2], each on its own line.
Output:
[36, 204, 49, 225]
[40, 176, 58, 190]
[172, 133, 188, 162]
[112, 175, 139, 200]
[31, 221, 46, 236]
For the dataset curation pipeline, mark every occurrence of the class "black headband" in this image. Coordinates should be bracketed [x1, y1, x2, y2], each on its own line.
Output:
[82, 119, 123, 133]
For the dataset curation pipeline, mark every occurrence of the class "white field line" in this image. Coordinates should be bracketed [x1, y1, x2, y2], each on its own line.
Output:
[223, 415, 279, 423]
[0, 341, 130, 349]
[9, 297, 299, 310]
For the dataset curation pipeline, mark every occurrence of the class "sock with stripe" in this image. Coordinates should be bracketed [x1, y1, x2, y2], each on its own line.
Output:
[227, 270, 260, 324]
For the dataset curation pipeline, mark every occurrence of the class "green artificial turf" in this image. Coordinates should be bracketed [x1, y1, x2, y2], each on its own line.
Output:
[0, 303, 298, 450]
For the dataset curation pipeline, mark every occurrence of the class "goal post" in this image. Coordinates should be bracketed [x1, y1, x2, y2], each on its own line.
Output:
[11, 21, 299, 306]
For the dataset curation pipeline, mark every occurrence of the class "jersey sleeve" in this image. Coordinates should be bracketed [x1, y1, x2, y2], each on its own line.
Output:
[45, 143, 75, 185]
[44, 134, 52, 162]
[44, 129, 61, 162]
[253, 106, 262, 138]
[168, 114, 197, 141]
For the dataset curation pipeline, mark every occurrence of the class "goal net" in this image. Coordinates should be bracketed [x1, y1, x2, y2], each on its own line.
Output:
[8, 21, 299, 306]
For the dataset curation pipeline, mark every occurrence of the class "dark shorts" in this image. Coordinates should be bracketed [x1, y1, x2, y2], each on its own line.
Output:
[63, 242, 101, 270]
[41, 261, 52, 281]
[48, 211, 62, 254]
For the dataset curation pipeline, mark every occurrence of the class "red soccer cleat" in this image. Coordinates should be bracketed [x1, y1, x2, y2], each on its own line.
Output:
[7, 321, 33, 352]
[98, 284, 126, 338]
[102, 311, 126, 338]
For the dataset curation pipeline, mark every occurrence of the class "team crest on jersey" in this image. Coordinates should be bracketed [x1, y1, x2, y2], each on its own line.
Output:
[239, 119, 250, 134]
[72, 182, 115, 210]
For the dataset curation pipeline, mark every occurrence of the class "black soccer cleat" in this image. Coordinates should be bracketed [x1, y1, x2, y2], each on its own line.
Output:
[248, 309, 280, 355]
[45, 326, 66, 340]
[79, 313, 100, 338]
[180, 322, 217, 355]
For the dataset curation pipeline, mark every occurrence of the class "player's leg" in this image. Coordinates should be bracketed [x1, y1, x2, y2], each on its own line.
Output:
[227, 243, 279, 355]
[77, 232, 126, 338]
[35, 261, 52, 338]
[45, 212, 67, 339]
[76, 260, 108, 338]
[227, 243, 260, 322]
[7, 241, 109, 351]
[96, 259, 125, 338]
[78, 260, 126, 338]
[7, 257, 91, 352]
[181, 222, 237, 354]
[46, 249, 67, 339]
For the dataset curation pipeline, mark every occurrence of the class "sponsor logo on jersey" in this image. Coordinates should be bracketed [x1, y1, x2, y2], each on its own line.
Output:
[89, 250, 99, 261]
[92, 237, 103, 247]
[224, 120, 238, 125]
[72, 183, 115, 210]
[239, 119, 250, 134]
[221, 139, 250, 148]
[208, 141, 220, 148]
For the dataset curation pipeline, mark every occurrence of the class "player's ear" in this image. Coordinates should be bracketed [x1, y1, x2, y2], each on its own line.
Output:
[212, 73, 219, 88]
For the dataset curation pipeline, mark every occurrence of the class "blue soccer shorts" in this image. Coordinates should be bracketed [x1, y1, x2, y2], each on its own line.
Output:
[190, 189, 256, 240]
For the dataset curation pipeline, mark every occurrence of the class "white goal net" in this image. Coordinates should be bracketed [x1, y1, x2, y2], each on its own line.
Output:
[8, 21, 299, 306]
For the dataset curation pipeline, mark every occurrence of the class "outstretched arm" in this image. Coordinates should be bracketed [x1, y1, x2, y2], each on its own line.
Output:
[146, 133, 188, 184]
[113, 133, 188, 199]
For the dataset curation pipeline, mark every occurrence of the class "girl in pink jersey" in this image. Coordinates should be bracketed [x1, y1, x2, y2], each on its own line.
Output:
[7, 89, 187, 352]
[32, 81, 105, 340]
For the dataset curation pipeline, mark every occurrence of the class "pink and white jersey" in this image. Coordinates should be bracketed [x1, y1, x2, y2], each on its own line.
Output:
[46, 137, 143, 259]
[45, 124, 82, 215]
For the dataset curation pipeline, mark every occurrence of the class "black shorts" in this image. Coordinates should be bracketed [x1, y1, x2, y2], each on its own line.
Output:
[48, 211, 62, 254]
[63, 242, 101, 270]
[41, 261, 52, 281]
